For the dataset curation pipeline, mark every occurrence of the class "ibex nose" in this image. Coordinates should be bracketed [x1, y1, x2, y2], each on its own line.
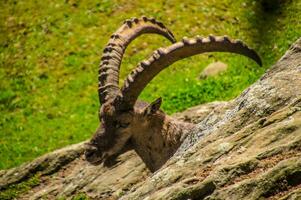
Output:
[85, 145, 98, 152]
[84, 144, 103, 164]
[85, 148, 96, 158]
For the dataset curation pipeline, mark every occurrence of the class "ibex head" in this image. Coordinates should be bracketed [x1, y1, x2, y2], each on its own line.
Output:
[85, 97, 163, 165]
[85, 17, 262, 170]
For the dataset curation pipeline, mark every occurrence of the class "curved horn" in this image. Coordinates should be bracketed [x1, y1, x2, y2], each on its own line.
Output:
[119, 35, 262, 109]
[98, 16, 176, 104]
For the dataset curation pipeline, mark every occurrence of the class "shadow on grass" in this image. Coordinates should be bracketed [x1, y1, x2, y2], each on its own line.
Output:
[245, 0, 293, 64]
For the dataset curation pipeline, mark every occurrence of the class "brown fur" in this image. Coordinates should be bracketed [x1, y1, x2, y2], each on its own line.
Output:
[132, 113, 194, 171]
[85, 100, 194, 172]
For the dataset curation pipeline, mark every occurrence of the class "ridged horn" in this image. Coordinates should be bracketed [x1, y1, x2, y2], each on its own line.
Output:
[98, 16, 176, 104]
[119, 35, 262, 109]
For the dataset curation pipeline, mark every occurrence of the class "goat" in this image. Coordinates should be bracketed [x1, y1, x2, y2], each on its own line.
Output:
[84, 17, 262, 172]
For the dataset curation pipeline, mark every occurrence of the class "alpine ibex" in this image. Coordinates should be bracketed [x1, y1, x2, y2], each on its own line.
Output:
[85, 17, 262, 172]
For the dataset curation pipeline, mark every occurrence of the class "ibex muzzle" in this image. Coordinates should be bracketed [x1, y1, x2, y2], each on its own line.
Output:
[85, 102, 135, 164]
[85, 17, 262, 172]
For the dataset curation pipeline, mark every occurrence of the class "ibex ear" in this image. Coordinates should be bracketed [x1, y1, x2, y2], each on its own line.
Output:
[143, 97, 162, 116]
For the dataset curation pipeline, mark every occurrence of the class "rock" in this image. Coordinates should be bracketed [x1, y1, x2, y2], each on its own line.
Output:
[1, 38, 301, 200]
[173, 101, 230, 124]
[199, 61, 228, 79]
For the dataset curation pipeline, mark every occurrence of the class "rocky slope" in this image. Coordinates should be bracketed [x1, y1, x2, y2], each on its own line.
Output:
[1, 38, 301, 200]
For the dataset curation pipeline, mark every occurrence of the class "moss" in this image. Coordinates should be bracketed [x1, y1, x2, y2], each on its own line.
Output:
[72, 193, 90, 200]
[172, 180, 216, 200]
[0, 175, 40, 200]
[207, 158, 301, 199]
[56, 193, 90, 200]
[217, 159, 259, 185]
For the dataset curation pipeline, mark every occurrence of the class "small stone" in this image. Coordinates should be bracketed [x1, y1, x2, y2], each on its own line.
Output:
[199, 61, 228, 79]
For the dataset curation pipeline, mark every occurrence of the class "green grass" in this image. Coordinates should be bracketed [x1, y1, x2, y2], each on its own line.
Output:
[0, 0, 300, 170]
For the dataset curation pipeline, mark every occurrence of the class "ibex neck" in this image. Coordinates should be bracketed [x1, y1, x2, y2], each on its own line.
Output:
[132, 115, 195, 172]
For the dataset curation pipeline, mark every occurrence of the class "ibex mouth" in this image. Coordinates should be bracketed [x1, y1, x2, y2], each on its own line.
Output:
[84, 145, 105, 165]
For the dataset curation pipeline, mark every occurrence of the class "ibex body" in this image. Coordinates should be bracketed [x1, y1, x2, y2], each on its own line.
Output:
[85, 17, 262, 172]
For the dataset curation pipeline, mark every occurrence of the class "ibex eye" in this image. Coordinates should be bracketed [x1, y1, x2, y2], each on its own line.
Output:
[120, 122, 130, 128]
[115, 122, 130, 129]
[115, 123, 121, 128]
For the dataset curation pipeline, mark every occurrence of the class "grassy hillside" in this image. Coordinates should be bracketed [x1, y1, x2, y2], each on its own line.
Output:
[0, 0, 300, 170]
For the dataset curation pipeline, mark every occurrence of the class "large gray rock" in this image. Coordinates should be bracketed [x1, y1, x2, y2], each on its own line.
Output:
[1, 38, 301, 200]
